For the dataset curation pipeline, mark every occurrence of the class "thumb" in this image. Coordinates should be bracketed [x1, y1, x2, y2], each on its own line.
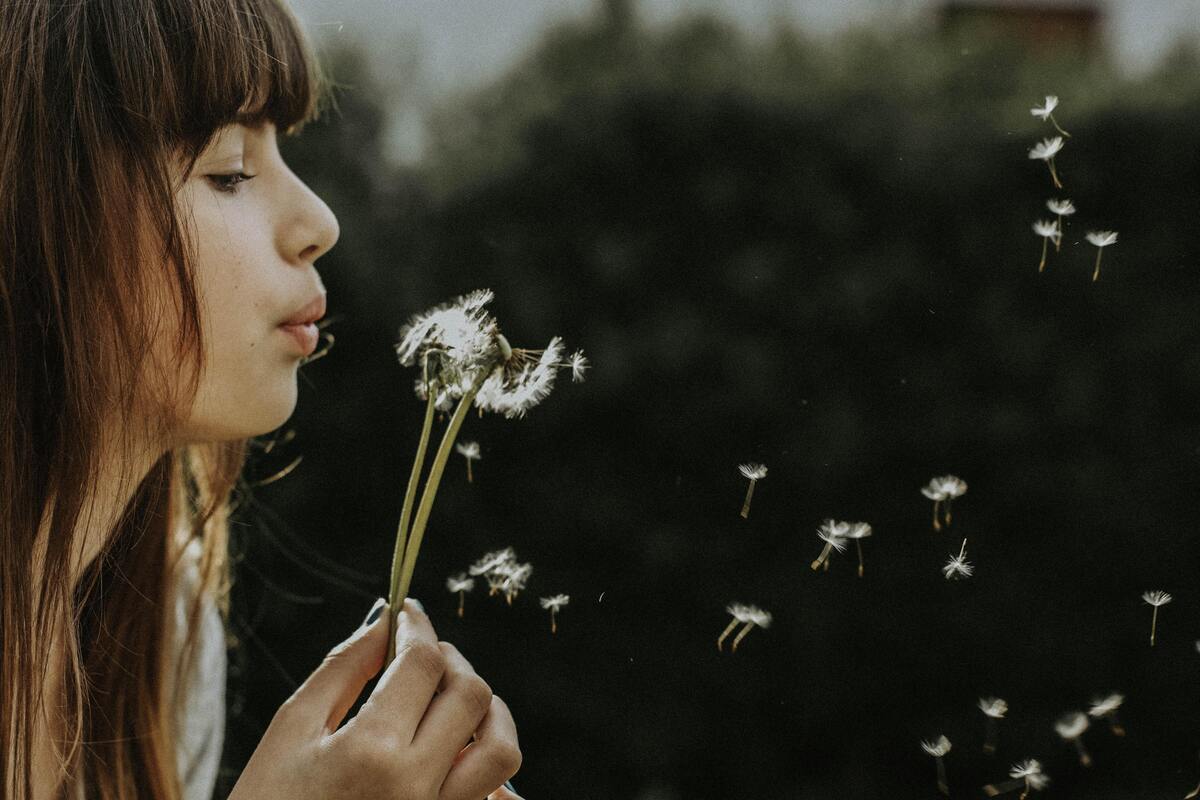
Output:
[291, 597, 390, 737]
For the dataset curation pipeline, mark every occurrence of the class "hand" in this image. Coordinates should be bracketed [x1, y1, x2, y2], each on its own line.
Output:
[487, 782, 527, 800]
[228, 598, 522, 800]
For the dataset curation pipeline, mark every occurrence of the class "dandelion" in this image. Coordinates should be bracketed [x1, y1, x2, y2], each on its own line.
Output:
[445, 573, 475, 618]
[1085, 230, 1118, 282]
[385, 289, 584, 665]
[1046, 199, 1075, 251]
[921, 475, 967, 531]
[454, 440, 482, 483]
[1028, 136, 1065, 189]
[810, 519, 850, 572]
[921, 735, 952, 796]
[494, 560, 533, 606]
[737, 463, 768, 519]
[469, 547, 517, 577]
[1054, 712, 1092, 767]
[716, 603, 773, 653]
[843, 522, 874, 577]
[942, 538, 974, 580]
[539, 594, 570, 633]
[1030, 95, 1071, 138]
[1032, 219, 1061, 273]
[1142, 589, 1172, 646]
[984, 759, 1049, 797]
[1088, 692, 1125, 737]
[978, 696, 1009, 755]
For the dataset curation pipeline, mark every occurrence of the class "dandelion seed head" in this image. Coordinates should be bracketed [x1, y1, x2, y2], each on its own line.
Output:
[1047, 198, 1075, 216]
[469, 547, 517, 576]
[817, 519, 851, 552]
[1088, 693, 1123, 717]
[1142, 589, 1172, 606]
[1086, 230, 1118, 248]
[395, 289, 501, 393]
[474, 337, 566, 419]
[455, 441, 482, 460]
[942, 553, 974, 580]
[921, 736, 951, 757]
[1028, 136, 1065, 161]
[1031, 95, 1059, 119]
[446, 573, 475, 593]
[569, 350, 590, 383]
[738, 463, 768, 480]
[921, 475, 967, 501]
[539, 594, 570, 610]
[1054, 712, 1089, 740]
[727, 603, 771, 626]
[1033, 219, 1061, 240]
[1009, 759, 1049, 789]
[414, 377, 455, 412]
[843, 522, 873, 540]
[978, 697, 1008, 718]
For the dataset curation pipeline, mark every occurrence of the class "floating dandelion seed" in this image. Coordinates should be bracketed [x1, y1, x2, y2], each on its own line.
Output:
[539, 594, 570, 633]
[810, 519, 850, 572]
[1032, 219, 1061, 273]
[495, 560, 533, 606]
[445, 573, 475, 618]
[569, 350, 590, 383]
[716, 603, 773, 653]
[984, 758, 1049, 797]
[1085, 230, 1118, 282]
[454, 440, 482, 483]
[942, 538, 974, 580]
[1088, 693, 1126, 737]
[1142, 589, 1172, 646]
[921, 475, 967, 530]
[737, 463, 768, 519]
[843, 522, 874, 577]
[1028, 136, 1065, 189]
[921, 735, 952, 796]
[469, 547, 517, 577]
[1030, 95, 1072, 138]
[1054, 712, 1092, 767]
[978, 697, 1009, 755]
[1046, 199, 1075, 251]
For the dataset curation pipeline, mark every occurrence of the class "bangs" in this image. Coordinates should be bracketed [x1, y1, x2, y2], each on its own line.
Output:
[159, 0, 336, 169]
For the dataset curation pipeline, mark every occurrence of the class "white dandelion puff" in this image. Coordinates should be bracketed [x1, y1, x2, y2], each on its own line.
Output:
[978, 697, 1008, 755]
[717, 602, 773, 653]
[454, 440, 482, 483]
[843, 521, 874, 578]
[1085, 230, 1118, 282]
[469, 547, 517, 577]
[737, 463, 768, 519]
[990, 758, 1049, 795]
[569, 349, 590, 383]
[921, 475, 967, 531]
[811, 519, 851, 572]
[921, 735, 952, 796]
[1088, 692, 1126, 737]
[445, 572, 475, 618]
[1142, 589, 1172, 646]
[1030, 95, 1071, 138]
[1028, 136, 1065, 189]
[942, 538, 974, 580]
[1032, 219, 1061, 273]
[1054, 712, 1092, 767]
[539, 593, 570, 633]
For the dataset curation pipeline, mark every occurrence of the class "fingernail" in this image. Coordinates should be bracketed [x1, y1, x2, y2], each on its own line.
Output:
[363, 597, 386, 627]
[408, 597, 425, 614]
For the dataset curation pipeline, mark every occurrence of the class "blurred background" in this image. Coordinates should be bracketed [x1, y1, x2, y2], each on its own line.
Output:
[214, 1, 1200, 797]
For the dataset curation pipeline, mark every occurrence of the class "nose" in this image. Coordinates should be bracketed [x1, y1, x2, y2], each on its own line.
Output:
[280, 167, 340, 266]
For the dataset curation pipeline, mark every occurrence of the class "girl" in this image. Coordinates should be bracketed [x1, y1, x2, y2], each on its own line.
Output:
[0, 0, 524, 798]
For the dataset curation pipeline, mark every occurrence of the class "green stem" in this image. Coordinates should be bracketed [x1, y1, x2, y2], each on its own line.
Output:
[385, 383, 438, 668]
[394, 373, 488, 613]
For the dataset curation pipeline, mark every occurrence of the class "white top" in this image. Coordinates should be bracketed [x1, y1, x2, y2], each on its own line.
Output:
[72, 536, 226, 800]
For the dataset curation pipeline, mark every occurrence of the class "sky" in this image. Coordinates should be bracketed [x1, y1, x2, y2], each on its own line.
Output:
[287, 0, 1200, 164]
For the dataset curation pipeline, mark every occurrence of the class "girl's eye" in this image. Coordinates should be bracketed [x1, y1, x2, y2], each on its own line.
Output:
[207, 171, 255, 194]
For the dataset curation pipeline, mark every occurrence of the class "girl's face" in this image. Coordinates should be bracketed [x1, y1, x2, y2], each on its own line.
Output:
[169, 120, 340, 444]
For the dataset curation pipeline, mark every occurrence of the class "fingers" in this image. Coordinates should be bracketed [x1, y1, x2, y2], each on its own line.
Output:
[357, 598, 446, 740]
[414, 643, 494, 774]
[438, 695, 522, 800]
[487, 782, 526, 800]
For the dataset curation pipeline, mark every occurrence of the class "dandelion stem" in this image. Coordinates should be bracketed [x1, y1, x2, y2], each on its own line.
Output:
[1050, 114, 1072, 138]
[466, 458, 474, 484]
[1072, 738, 1092, 767]
[945, 498, 954, 526]
[1109, 714, 1125, 737]
[1093, 248, 1103, 282]
[1039, 237, 1048, 272]
[855, 539, 864, 578]
[717, 617, 739, 651]
[457, 590, 465, 618]
[936, 756, 949, 796]
[1047, 158, 1063, 189]
[983, 718, 998, 755]
[932, 499, 941, 532]
[1150, 605, 1159, 646]
[811, 541, 834, 571]
[386, 383, 439, 665]
[730, 621, 755, 652]
[741, 479, 756, 519]
[393, 371, 490, 651]
[982, 777, 1025, 797]
[1054, 217, 1063, 252]
[551, 608, 558, 634]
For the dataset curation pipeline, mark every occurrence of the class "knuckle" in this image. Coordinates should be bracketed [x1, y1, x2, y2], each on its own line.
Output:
[396, 638, 445, 682]
[481, 737, 522, 779]
[457, 674, 493, 717]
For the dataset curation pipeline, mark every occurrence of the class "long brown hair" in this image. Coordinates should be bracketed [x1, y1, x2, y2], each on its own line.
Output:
[0, 0, 337, 797]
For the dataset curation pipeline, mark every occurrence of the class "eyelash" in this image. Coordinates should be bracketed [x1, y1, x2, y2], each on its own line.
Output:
[208, 172, 255, 194]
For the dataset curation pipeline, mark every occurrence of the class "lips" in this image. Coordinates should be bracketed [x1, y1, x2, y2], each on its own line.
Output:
[280, 293, 326, 327]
